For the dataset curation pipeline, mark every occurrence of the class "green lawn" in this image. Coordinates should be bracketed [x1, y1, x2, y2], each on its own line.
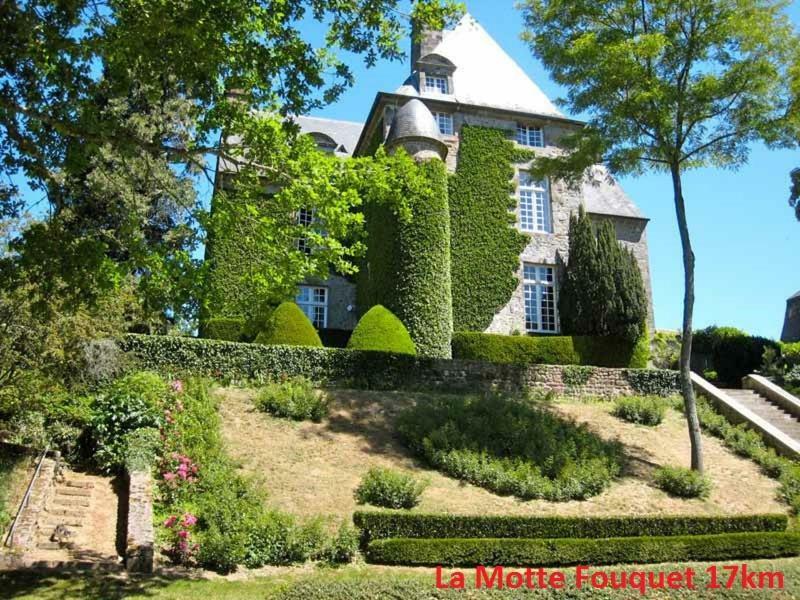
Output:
[3, 559, 800, 599]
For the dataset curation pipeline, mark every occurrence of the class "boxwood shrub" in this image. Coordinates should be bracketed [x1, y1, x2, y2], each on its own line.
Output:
[611, 397, 666, 426]
[347, 306, 416, 356]
[365, 532, 800, 567]
[654, 465, 712, 499]
[204, 318, 245, 342]
[352, 511, 787, 543]
[451, 332, 649, 368]
[354, 467, 427, 509]
[255, 302, 322, 347]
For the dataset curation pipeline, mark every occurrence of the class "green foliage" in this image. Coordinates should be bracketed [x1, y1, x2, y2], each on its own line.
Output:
[358, 155, 452, 357]
[255, 377, 328, 422]
[694, 326, 779, 386]
[652, 330, 681, 370]
[448, 126, 531, 332]
[654, 465, 712, 499]
[561, 366, 594, 387]
[354, 467, 428, 509]
[318, 521, 360, 565]
[623, 369, 680, 396]
[353, 511, 787, 543]
[90, 372, 168, 472]
[365, 532, 800, 567]
[204, 318, 245, 342]
[612, 397, 666, 426]
[255, 302, 322, 347]
[123, 427, 161, 472]
[397, 393, 623, 501]
[0, 447, 30, 536]
[452, 332, 579, 365]
[559, 207, 648, 344]
[158, 378, 343, 572]
[685, 396, 800, 512]
[347, 306, 416, 356]
[451, 331, 651, 368]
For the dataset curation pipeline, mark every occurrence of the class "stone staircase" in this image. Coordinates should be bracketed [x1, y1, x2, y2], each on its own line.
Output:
[720, 387, 800, 443]
[2, 459, 123, 571]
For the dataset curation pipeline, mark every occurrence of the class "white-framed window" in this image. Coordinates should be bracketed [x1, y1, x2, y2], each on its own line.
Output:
[518, 171, 551, 233]
[296, 286, 327, 328]
[424, 74, 449, 94]
[516, 124, 544, 147]
[433, 112, 453, 135]
[523, 264, 557, 333]
[295, 207, 314, 254]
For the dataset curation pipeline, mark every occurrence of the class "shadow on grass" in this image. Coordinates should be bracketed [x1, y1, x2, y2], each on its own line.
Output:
[0, 570, 201, 599]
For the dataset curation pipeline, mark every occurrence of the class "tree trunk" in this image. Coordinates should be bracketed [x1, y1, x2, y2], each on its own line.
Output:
[671, 163, 704, 472]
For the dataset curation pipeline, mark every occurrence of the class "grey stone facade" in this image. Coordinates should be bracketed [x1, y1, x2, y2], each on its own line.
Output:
[294, 13, 654, 336]
[782, 292, 800, 343]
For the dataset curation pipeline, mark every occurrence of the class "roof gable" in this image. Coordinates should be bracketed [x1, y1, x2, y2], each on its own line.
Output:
[407, 14, 563, 118]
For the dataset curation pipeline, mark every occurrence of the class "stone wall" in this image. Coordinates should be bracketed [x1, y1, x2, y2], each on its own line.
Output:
[126, 470, 154, 573]
[405, 359, 677, 398]
[8, 456, 57, 550]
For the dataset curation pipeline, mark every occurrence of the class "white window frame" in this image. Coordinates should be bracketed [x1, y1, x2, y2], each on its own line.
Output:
[523, 264, 558, 333]
[433, 112, 453, 136]
[296, 286, 328, 328]
[424, 74, 449, 94]
[295, 207, 315, 254]
[518, 172, 552, 233]
[516, 124, 544, 148]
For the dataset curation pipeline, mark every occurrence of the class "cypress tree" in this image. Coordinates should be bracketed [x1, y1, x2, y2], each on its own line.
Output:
[559, 208, 647, 342]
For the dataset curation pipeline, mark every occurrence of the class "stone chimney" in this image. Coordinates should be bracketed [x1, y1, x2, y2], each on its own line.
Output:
[410, 20, 443, 72]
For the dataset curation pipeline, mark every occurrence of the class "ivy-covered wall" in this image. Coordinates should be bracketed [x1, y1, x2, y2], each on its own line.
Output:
[201, 189, 275, 331]
[358, 158, 453, 358]
[448, 126, 532, 332]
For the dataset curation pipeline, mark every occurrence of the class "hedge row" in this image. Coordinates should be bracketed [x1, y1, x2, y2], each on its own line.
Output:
[118, 334, 680, 395]
[452, 332, 649, 368]
[353, 511, 787, 543]
[365, 532, 800, 567]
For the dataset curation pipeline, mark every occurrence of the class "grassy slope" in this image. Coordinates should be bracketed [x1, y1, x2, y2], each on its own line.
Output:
[3, 559, 800, 599]
[0, 445, 34, 538]
[219, 388, 785, 519]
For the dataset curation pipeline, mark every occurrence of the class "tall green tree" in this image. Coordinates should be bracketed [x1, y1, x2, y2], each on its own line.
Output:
[521, 0, 800, 471]
[559, 206, 647, 342]
[0, 0, 463, 325]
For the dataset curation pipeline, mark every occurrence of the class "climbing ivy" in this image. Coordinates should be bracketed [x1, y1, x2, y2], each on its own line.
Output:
[358, 156, 452, 358]
[448, 126, 533, 331]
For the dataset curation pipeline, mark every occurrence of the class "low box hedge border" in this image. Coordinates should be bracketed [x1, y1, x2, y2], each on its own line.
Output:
[353, 511, 788, 543]
[365, 532, 800, 567]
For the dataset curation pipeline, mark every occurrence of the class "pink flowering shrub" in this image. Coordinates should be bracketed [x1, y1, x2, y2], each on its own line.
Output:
[163, 512, 200, 565]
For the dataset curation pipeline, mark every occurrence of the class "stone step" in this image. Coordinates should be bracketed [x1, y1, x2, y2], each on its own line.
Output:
[51, 496, 90, 508]
[36, 540, 76, 551]
[721, 389, 800, 442]
[45, 507, 87, 519]
[55, 487, 92, 497]
[64, 479, 94, 489]
[40, 518, 84, 529]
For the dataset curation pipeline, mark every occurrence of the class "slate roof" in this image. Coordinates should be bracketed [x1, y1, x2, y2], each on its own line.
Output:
[581, 165, 645, 220]
[396, 14, 563, 118]
[293, 115, 364, 157]
[385, 99, 442, 144]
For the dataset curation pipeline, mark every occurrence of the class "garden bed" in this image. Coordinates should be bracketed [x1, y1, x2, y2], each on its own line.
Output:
[218, 388, 786, 520]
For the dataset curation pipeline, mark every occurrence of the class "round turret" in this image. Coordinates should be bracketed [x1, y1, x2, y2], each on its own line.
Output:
[385, 99, 447, 161]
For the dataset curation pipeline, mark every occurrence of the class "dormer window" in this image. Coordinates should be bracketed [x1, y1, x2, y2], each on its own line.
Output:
[433, 112, 453, 135]
[424, 75, 449, 95]
[516, 124, 544, 148]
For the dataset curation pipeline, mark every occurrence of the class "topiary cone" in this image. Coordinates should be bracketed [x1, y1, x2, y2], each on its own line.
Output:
[254, 301, 322, 347]
[347, 305, 416, 355]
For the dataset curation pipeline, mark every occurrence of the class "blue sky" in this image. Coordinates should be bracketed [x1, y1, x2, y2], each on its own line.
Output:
[307, 1, 800, 339]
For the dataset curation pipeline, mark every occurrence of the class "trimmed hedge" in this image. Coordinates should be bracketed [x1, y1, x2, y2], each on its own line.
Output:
[365, 531, 800, 567]
[117, 334, 679, 394]
[347, 306, 416, 356]
[452, 332, 649, 368]
[204, 318, 245, 342]
[255, 301, 322, 347]
[693, 326, 779, 387]
[352, 511, 787, 543]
